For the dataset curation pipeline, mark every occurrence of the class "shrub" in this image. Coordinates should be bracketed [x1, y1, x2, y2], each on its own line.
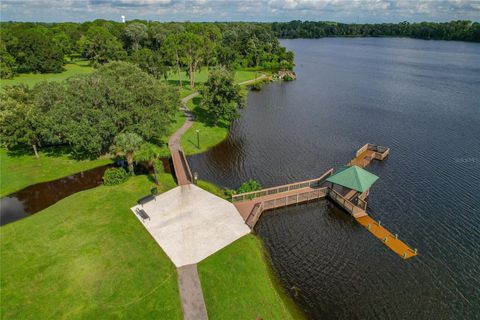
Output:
[237, 179, 262, 194]
[103, 167, 129, 186]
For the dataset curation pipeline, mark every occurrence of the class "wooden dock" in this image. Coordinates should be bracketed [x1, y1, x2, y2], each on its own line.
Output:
[356, 215, 417, 259]
[232, 143, 418, 260]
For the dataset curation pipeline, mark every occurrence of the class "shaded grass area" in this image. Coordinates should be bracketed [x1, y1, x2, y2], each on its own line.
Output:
[0, 175, 182, 319]
[0, 60, 94, 89]
[180, 96, 228, 155]
[0, 147, 111, 197]
[180, 122, 229, 156]
[198, 234, 306, 320]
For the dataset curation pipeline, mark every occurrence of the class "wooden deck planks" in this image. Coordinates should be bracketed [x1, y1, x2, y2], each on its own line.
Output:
[356, 215, 417, 259]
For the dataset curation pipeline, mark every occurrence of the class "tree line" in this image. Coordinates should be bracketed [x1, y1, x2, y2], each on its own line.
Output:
[0, 20, 295, 80]
[0, 62, 179, 159]
[0, 60, 245, 161]
[272, 20, 480, 42]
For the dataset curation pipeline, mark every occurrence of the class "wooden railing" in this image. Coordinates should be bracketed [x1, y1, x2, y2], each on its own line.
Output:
[328, 189, 367, 218]
[179, 149, 193, 183]
[355, 143, 370, 157]
[244, 187, 329, 228]
[232, 168, 334, 203]
[353, 143, 390, 163]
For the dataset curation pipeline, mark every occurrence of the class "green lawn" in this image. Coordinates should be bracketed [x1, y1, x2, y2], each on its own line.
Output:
[179, 70, 260, 155]
[0, 148, 111, 197]
[168, 68, 258, 93]
[0, 60, 94, 89]
[0, 174, 182, 319]
[198, 235, 306, 320]
[196, 180, 227, 199]
[234, 70, 263, 84]
[181, 120, 228, 155]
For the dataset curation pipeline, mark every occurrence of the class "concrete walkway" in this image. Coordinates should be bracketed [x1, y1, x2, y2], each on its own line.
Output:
[178, 264, 208, 320]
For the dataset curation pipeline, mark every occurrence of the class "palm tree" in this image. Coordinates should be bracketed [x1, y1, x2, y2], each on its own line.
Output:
[111, 132, 143, 175]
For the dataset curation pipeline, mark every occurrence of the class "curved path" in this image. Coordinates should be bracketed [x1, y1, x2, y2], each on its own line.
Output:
[169, 74, 266, 320]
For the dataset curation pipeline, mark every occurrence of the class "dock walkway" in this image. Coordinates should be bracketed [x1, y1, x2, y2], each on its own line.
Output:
[232, 144, 417, 259]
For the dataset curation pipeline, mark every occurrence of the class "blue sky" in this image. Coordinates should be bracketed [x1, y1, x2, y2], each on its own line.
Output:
[1, 0, 479, 23]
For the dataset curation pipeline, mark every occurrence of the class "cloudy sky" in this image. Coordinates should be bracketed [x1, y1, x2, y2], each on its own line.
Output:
[1, 0, 479, 23]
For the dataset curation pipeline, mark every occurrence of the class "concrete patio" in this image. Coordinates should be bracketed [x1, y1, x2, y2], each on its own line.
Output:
[131, 184, 250, 267]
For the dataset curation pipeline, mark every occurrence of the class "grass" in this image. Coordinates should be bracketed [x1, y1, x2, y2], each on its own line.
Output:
[0, 60, 94, 89]
[178, 95, 227, 155]
[168, 68, 258, 94]
[0, 147, 111, 197]
[178, 70, 261, 155]
[196, 179, 227, 199]
[0, 174, 182, 319]
[198, 234, 306, 320]
[180, 118, 229, 155]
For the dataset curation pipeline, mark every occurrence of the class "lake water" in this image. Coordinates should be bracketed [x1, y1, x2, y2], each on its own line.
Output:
[188, 38, 480, 319]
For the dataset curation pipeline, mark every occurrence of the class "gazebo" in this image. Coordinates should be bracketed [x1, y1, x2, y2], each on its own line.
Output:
[326, 165, 379, 202]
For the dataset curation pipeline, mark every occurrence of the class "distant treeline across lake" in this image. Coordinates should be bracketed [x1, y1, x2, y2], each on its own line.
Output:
[272, 20, 480, 42]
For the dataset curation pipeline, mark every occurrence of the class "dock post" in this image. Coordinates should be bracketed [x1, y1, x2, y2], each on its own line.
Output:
[384, 237, 388, 243]
[367, 223, 371, 229]
[378, 220, 381, 226]
[414, 248, 418, 255]
[403, 252, 407, 259]
[395, 234, 398, 239]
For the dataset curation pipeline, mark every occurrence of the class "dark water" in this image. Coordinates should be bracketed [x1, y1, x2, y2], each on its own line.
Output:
[0, 159, 170, 226]
[188, 38, 480, 319]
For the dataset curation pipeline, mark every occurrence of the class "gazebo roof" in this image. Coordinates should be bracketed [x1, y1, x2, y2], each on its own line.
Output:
[326, 165, 379, 193]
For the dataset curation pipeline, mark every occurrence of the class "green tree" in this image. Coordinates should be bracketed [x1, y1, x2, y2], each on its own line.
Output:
[135, 142, 163, 183]
[0, 85, 41, 157]
[163, 33, 184, 89]
[129, 48, 167, 79]
[124, 22, 148, 51]
[180, 32, 209, 88]
[78, 26, 126, 65]
[10, 28, 64, 73]
[58, 61, 178, 158]
[0, 43, 16, 79]
[200, 67, 245, 125]
[111, 132, 143, 174]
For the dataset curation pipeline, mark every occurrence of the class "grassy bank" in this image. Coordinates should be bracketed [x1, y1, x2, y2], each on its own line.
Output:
[0, 148, 111, 197]
[198, 234, 306, 319]
[196, 179, 227, 199]
[179, 70, 263, 155]
[180, 96, 229, 155]
[0, 175, 182, 319]
[0, 60, 94, 89]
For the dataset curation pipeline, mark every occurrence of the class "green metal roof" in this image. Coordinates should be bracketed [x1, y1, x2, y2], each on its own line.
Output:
[326, 165, 379, 193]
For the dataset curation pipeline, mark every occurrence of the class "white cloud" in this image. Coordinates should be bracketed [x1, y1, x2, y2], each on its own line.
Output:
[1, 0, 479, 22]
